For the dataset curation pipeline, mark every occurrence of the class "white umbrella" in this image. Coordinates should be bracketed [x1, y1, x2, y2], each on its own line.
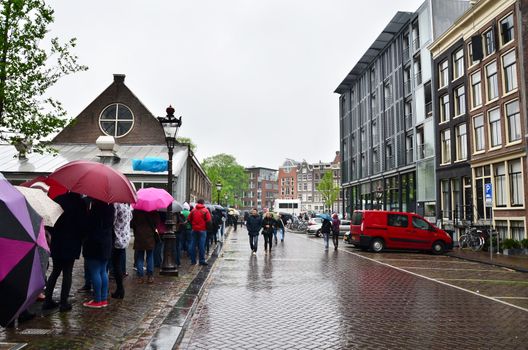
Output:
[15, 186, 64, 226]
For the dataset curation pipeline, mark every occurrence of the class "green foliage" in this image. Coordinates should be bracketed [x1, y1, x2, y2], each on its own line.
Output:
[520, 239, 528, 249]
[501, 238, 521, 250]
[202, 153, 248, 206]
[316, 171, 340, 212]
[177, 137, 197, 153]
[0, 0, 88, 155]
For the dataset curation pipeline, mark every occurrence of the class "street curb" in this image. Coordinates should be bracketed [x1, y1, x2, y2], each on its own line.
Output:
[446, 252, 528, 273]
[145, 229, 230, 350]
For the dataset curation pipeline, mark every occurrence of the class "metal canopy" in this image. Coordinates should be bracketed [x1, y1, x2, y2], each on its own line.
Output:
[334, 11, 413, 94]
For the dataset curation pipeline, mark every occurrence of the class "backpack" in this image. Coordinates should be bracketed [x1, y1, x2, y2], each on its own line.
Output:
[203, 210, 214, 232]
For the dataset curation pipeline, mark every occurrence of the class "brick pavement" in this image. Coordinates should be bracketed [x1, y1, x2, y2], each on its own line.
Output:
[448, 249, 528, 273]
[180, 228, 528, 349]
[0, 232, 228, 350]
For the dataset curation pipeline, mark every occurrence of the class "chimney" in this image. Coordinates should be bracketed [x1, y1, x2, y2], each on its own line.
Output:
[96, 135, 120, 163]
[113, 74, 125, 84]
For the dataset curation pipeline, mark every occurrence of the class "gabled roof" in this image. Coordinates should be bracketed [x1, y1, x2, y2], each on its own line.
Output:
[334, 11, 413, 94]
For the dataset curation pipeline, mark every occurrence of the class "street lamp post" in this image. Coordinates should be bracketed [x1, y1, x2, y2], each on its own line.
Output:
[216, 181, 222, 205]
[157, 105, 182, 276]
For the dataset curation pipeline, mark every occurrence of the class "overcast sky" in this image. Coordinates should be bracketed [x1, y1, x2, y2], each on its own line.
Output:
[46, 0, 423, 169]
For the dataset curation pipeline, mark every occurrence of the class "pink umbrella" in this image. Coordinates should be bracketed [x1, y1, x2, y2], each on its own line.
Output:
[132, 188, 174, 212]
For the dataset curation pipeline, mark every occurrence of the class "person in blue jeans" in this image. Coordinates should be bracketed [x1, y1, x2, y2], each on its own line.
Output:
[82, 199, 114, 309]
[188, 199, 211, 266]
[131, 209, 159, 283]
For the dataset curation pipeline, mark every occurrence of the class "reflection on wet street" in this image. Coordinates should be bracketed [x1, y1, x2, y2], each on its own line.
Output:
[181, 227, 528, 349]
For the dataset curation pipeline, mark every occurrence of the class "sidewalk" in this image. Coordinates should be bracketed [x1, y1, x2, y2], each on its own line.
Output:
[0, 229, 230, 350]
[447, 248, 528, 273]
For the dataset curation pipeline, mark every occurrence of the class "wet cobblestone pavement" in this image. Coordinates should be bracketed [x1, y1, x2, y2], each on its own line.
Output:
[180, 229, 528, 349]
[0, 242, 212, 350]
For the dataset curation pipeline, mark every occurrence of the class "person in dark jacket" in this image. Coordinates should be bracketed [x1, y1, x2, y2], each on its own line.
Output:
[321, 218, 332, 250]
[82, 199, 114, 309]
[206, 209, 221, 253]
[261, 212, 275, 253]
[331, 213, 341, 251]
[246, 209, 262, 255]
[43, 192, 87, 312]
[131, 209, 159, 283]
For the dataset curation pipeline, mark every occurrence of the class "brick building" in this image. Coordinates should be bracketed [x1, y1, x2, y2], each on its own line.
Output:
[240, 167, 278, 212]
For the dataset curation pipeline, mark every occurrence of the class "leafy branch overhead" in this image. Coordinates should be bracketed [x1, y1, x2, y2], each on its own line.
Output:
[202, 153, 248, 206]
[0, 0, 87, 156]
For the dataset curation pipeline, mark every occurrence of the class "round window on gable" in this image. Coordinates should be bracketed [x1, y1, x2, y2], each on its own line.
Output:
[99, 103, 134, 138]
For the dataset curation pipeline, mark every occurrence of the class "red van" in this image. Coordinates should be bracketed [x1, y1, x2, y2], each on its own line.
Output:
[350, 210, 453, 254]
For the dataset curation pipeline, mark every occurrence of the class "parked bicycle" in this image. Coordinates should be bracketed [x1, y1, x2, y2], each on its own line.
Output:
[458, 227, 486, 251]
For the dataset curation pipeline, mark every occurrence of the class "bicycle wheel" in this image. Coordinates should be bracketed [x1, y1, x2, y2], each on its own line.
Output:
[458, 234, 469, 249]
[470, 234, 484, 251]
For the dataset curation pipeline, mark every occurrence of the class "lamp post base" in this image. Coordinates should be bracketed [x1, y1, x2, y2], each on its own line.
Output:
[160, 233, 179, 276]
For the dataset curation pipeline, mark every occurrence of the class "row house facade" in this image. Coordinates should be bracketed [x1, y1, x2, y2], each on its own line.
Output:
[430, 0, 528, 240]
[278, 159, 298, 200]
[277, 152, 342, 214]
[240, 167, 278, 212]
[336, 0, 470, 221]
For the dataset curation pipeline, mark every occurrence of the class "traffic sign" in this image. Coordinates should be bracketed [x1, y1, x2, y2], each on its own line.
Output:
[485, 183, 492, 207]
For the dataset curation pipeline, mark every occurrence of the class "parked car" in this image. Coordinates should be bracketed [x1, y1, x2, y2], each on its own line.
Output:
[339, 220, 350, 237]
[349, 210, 453, 254]
[306, 217, 323, 236]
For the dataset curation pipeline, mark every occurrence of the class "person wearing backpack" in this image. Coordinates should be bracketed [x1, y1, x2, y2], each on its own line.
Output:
[188, 199, 212, 266]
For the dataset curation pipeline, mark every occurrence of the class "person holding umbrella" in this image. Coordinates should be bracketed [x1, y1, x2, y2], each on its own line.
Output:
[331, 213, 341, 251]
[320, 215, 333, 250]
[43, 192, 88, 312]
[82, 199, 114, 309]
[131, 209, 159, 283]
[188, 199, 211, 266]
[110, 203, 132, 299]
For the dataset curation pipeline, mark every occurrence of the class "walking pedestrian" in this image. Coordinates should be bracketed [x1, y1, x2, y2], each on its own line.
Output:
[246, 208, 262, 255]
[43, 192, 87, 312]
[321, 217, 332, 250]
[233, 214, 238, 231]
[276, 214, 285, 243]
[331, 213, 341, 251]
[188, 199, 211, 266]
[111, 203, 132, 299]
[131, 209, 159, 284]
[82, 199, 114, 309]
[262, 212, 275, 253]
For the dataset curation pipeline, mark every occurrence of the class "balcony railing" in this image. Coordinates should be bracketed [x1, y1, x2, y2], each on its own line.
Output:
[425, 101, 432, 116]
[403, 47, 410, 62]
[415, 71, 422, 86]
[403, 80, 411, 95]
[412, 36, 420, 52]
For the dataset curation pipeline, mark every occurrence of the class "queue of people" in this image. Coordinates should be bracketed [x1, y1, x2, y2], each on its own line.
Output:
[38, 196, 225, 315]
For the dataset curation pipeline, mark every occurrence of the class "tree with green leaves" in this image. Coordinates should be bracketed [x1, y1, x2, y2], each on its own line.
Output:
[202, 153, 248, 207]
[0, 0, 87, 156]
[316, 171, 340, 213]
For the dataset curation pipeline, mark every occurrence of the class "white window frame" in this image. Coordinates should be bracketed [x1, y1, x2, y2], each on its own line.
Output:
[499, 13, 515, 47]
[454, 85, 466, 117]
[488, 108, 502, 148]
[439, 60, 448, 88]
[505, 100, 521, 144]
[455, 123, 467, 161]
[485, 61, 498, 102]
[452, 49, 464, 80]
[502, 49, 517, 94]
[440, 94, 450, 123]
[470, 71, 482, 109]
[441, 129, 451, 164]
[473, 115, 485, 153]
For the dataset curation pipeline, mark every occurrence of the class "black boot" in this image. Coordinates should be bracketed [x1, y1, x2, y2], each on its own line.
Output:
[111, 289, 125, 299]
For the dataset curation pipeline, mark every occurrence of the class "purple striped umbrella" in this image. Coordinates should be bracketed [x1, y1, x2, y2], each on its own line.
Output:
[0, 173, 49, 327]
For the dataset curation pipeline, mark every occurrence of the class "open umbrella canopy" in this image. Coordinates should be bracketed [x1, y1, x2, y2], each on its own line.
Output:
[132, 188, 174, 212]
[48, 160, 137, 204]
[15, 186, 64, 227]
[20, 176, 67, 199]
[0, 174, 49, 327]
[317, 213, 332, 221]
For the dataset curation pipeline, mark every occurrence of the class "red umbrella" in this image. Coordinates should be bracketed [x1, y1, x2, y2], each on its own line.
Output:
[48, 160, 137, 204]
[20, 176, 67, 199]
